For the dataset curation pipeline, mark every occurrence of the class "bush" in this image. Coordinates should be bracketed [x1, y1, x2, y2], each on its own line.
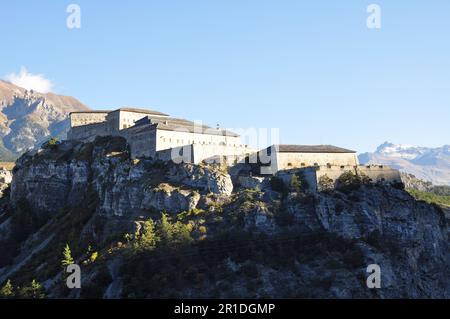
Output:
[407, 189, 450, 207]
[133, 219, 160, 252]
[318, 174, 334, 192]
[0, 280, 15, 299]
[290, 175, 301, 193]
[18, 280, 46, 299]
[42, 138, 60, 150]
[336, 171, 362, 191]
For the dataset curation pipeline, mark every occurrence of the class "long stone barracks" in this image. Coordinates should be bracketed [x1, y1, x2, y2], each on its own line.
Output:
[68, 107, 254, 164]
[67, 107, 401, 187]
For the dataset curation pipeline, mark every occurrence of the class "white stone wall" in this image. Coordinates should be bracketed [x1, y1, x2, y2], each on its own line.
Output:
[70, 112, 109, 127]
[156, 144, 255, 165]
[191, 144, 255, 165]
[68, 122, 109, 141]
[118, 111, 159, 130]
[256, 150, 359, 175]
[155, 129, 243, 152]
[276, 152, 359, 171]
[298, 165, 402, 192]
[122, 126, 157, 158]
[356, 165, 402, 184]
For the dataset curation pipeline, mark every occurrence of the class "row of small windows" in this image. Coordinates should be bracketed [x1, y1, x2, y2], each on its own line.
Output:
[286, 162, 331, 167]
[286, 162, 352, 169]
[160, 136, 242, 147]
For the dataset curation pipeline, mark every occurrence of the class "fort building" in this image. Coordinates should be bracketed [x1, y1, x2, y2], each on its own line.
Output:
[68, 107, 253, 164]
[67, 107, 401, 187]
[257, 144, 359, 174]
[276, 164, 402, 192]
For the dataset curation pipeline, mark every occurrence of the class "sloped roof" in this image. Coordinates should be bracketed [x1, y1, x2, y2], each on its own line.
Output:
[112, 107, 169, 117]
[70, 110, 111, 114]
[124, 116, 240, 137]
[71, 108, 170, 116]
[271, 144, 356, 153]
[153, 117, 240, 137]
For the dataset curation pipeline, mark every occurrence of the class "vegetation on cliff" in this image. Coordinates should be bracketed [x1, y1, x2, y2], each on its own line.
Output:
[0, 137, 448, 299]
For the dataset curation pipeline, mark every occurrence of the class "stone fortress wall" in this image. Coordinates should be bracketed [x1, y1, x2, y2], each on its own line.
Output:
[68, 108, 252, 164]
[70, 111, 110, 127]
[277, 164, 402, 192]
[67, 108, 402, 188]
[274, 152, 359, 171]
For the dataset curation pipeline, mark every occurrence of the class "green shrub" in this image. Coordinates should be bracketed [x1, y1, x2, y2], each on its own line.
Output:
[318, 174, 334, 192]
[0, 280, 15, 299]
[133, 219, 160, 252]
[407, 189, 450, 207]
[18, 280, 46, 299]
[336, 171, 362, 191]
[61, 244, 74, 268]
[158, 213, 193, 246]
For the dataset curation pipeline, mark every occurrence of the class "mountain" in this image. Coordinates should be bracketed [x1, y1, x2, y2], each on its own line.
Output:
[0, 80, 89, 160]
[359, 142, 450, 186]
[0, 136, 448, 298]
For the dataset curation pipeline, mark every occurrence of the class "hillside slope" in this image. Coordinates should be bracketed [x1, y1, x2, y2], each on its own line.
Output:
[0, 137, 448, 299]
[0, 80, 89, 160]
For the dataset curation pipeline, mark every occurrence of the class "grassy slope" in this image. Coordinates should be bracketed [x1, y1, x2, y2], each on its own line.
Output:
[407, 188, 450, 208]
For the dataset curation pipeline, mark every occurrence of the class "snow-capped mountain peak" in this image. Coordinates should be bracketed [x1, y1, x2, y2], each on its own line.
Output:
[375, 142, 428, 160]
[360, 142, 450, 186]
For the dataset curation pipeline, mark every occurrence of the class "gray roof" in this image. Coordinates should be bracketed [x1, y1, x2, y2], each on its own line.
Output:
[70, 110, 111, 114]
[271, 144, 356, 153]
[125, 116, 240, 137]
[112, 107, 169, 117]
[70, 107, 168, 116]
[153, 117, 239, 137]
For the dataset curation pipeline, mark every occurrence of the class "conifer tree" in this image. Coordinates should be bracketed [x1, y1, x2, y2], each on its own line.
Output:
[0, 279, 15, 298]
[19, 279, 46, 299]
[61, 243, 74, 268]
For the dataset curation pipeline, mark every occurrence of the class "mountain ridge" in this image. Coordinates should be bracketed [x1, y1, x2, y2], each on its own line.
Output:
[0, 80, 89, 160]
[359, 142, 450, 186]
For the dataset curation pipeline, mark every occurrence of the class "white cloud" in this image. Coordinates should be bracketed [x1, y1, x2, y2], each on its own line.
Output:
[5, 67, 53, 93]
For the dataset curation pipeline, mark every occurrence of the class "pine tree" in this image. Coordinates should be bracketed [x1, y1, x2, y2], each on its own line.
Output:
[134, 219, 160, 251]
[19, 279, 46, 299]
[0, 279, 15, 298]
[61, 244, 74, 268]
[158, 213, 173, 243]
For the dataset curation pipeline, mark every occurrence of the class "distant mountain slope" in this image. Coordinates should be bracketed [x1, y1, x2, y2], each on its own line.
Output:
[359, 142, 450, 186]
[0, 80, 89, 160]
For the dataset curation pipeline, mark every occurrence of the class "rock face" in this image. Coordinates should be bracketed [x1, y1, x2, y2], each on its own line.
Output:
[10, 137, 230, 222]
[0, 80, 89, 160]
[168, 164, 233, 196]
[0, 136, 448, 299]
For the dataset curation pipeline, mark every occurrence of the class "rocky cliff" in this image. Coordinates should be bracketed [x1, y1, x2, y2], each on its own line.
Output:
[0, 80, 89, 160]
[0, 137, 448, 299]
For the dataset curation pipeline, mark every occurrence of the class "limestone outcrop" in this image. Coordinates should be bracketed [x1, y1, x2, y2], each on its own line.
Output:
[10, 137, 231, 222]
[0, 136, 448, 299]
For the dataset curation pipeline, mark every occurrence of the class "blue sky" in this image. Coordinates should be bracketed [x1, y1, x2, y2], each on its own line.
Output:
[1, 1, 449, 152]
